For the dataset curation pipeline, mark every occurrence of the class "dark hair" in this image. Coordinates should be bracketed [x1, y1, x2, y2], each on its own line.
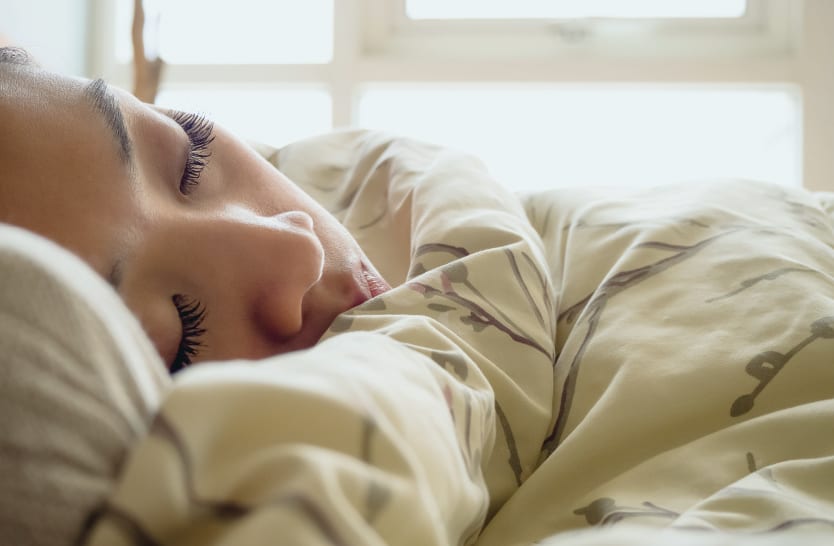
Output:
[0, 47, 33, 66]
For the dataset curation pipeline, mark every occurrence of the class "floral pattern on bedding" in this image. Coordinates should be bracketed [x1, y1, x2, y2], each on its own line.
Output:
[476, 180, 834, 545]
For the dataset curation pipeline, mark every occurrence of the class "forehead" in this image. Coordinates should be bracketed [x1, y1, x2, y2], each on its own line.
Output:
[0, 60, 88, 122]
[0, 70, 97, 176]
[0, 66, 130, 260]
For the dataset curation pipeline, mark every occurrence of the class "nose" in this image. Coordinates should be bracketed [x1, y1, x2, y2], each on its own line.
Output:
[121, 205, 327, 364]
[248, 210, 324, 339]
[170, 207, 323, 349]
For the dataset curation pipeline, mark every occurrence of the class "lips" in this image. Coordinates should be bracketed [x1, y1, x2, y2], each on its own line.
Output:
[355, 260, 390, 305]
[362, 268, 389, 298]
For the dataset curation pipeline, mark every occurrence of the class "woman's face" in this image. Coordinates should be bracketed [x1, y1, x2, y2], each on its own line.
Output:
[0, 63, 389, 371]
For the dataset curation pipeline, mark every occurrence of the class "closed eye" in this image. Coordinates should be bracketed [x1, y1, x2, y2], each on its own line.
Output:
[169, 111, 215, 195]
[170, 294, 207, 373]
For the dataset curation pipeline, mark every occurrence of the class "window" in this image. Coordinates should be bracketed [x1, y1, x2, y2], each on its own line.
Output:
[113, 0, 333, 64]
[359, 85, 799, 190]
[90, 0, 833, 191]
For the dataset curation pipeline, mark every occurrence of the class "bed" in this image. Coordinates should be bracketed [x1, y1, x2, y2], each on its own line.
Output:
[2, 130, 833, 545]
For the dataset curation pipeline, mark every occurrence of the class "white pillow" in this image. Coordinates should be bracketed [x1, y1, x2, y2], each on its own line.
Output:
[0, 224, 169, 545]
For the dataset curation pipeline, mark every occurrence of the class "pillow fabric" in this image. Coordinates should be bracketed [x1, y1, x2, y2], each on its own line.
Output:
[0, 224, 169, 545]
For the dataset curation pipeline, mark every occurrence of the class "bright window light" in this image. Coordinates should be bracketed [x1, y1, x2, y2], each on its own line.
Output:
[156, 87, 331, 148]
[407, 0, 747, 19]
[358, 85, 799, 191]
[116, 0, 333, 64]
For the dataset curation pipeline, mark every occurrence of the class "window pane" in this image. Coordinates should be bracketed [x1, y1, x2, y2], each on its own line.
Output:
[407, 0, 747, 19]
[157, 88, 331, 147]
[116, 0, 332, 64]
[358, 86, 799, 191]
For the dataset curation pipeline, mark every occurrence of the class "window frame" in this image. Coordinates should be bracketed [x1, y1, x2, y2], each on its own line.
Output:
[87, 0, 833, 191]
[361, 0, 795, 61]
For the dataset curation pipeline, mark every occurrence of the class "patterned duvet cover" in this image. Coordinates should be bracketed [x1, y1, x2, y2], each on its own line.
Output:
[76, 130, 834, 545]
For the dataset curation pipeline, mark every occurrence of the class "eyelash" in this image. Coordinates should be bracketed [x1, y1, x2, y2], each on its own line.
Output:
[170, 111, 215, 195]
[171, 294, 207, 373]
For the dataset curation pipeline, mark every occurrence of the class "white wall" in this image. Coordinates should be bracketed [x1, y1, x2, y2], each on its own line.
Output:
[0, 0, 89, 76]
[800, 0, 834, 192]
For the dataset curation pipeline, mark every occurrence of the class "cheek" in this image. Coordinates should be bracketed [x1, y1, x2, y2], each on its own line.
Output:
[120, 291, 180, 366]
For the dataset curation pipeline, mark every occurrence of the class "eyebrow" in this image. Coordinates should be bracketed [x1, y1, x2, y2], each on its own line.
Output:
[84, 78, 133, 164]
[84, 79, 133, 288]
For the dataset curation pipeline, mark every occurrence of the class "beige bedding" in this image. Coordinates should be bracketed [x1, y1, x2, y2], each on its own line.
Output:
[2, 130, 833, 545]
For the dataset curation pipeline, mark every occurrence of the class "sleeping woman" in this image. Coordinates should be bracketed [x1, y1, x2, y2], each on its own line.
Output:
[3, 46, 834, 546]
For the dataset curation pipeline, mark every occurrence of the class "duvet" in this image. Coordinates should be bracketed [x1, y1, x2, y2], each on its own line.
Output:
[3, 130, 833, 545]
